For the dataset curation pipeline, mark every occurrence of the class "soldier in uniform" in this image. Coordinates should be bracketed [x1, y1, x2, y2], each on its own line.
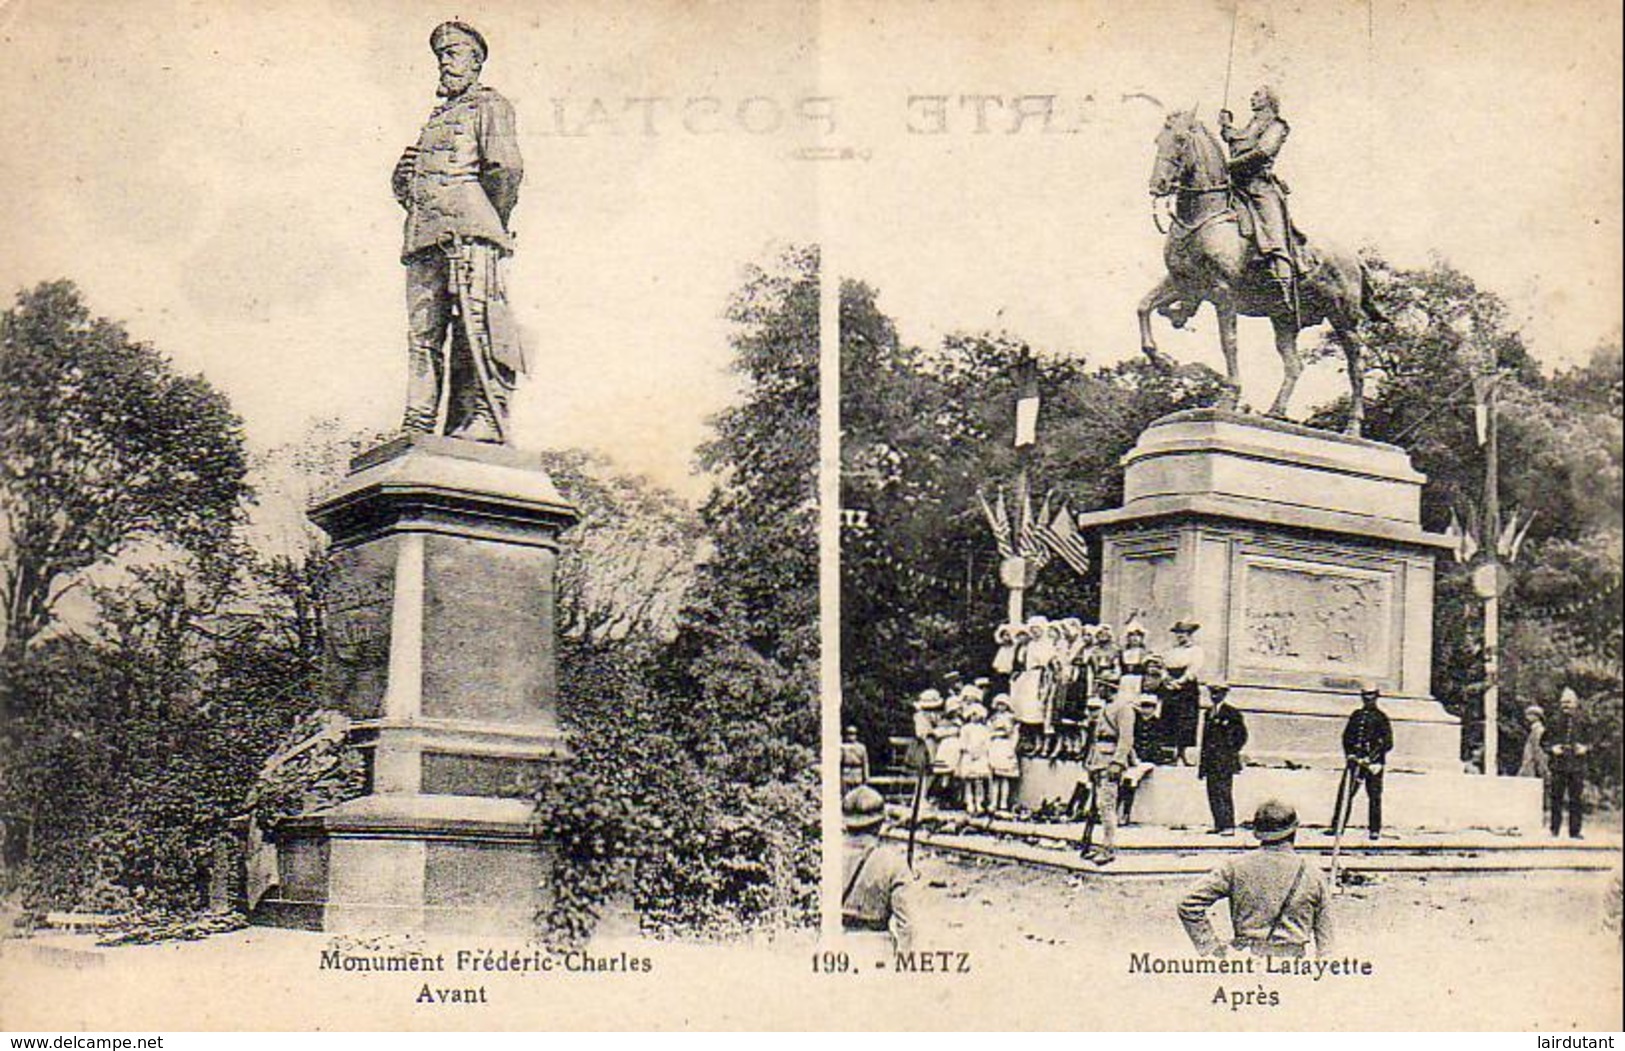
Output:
[1179, 799, 1334, 959]
[1198, 683, 1249, 836]
[1328, 683, 1394, 840]
[1219, 85, 1298, 312]
[840, 725, 870, 794]
[842, 785, 917, 952]
[1517, 704, 1549, 780]
[1544, 687, 1590, 839]
[393, 22, 526, 443]
[1080, 677, 1137, 866]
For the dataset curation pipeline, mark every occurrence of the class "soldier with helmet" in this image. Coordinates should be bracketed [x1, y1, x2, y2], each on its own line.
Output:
[1179, 799, 1334, 959]
[1080, 676, 1137, 866]
[842, 786, 917, 952]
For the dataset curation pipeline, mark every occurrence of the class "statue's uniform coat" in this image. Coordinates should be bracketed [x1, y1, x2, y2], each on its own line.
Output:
[394, 82, 525, 438]
[1221, 114, 1295, 267]
[396, 85, 523, 260]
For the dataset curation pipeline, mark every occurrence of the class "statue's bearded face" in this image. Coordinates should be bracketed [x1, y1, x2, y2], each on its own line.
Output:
[435, 39, 483, 97]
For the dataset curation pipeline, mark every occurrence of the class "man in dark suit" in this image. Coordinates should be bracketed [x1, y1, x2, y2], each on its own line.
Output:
[1329, 683, 1393, 841]
[1544, 687, 1590, 839]
[1198, 683, 1248, 836]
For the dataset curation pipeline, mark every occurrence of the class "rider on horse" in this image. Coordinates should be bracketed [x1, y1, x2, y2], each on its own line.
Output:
[1220, 85, 1299, 312]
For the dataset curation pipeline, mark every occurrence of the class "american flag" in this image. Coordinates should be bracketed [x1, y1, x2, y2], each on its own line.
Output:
[1018, 489, 1053, 571]
[978, 489, 1015, 559]
[1035, 498, 1091, 577]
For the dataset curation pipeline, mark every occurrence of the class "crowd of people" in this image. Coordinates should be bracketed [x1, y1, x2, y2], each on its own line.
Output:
[906, 615, 1219, 826]
[847, 612, 1598, 874]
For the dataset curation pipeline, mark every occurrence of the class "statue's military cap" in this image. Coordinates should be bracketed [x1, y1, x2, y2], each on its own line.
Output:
[430, 21, 488, 60]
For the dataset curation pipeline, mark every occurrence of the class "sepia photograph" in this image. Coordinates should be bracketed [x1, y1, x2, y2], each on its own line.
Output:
[1, 0, 822, 1030]
[0, 0, 1620, 1037]
[835, 0, 1622, 1031]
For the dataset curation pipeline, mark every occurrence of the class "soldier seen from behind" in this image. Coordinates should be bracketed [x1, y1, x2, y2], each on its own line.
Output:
[842, 786, 917, 953]
[1179, 799, 1334, 959]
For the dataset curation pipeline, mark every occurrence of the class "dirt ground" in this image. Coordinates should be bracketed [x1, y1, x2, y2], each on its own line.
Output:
[882, 850, 1625, 1030]
[2, 853, 1620, 1031]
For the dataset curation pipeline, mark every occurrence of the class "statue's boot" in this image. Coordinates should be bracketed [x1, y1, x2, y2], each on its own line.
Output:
[1270, 257, 1296, 317]
[403, 341, 444, 433]
[402, 406, 437, 433]
[447, 383, 509, 444]
[449, 405, 504, 444]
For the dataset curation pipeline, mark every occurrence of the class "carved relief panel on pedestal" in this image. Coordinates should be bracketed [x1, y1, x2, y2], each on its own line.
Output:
[1235, 554, 1395, 685]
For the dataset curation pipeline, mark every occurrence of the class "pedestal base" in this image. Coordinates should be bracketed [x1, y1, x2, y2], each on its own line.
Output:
[255, 795, 552, 935]
[1076, 410, 1461, 772]
[1016, 758, 1544, 832]
[257, 435, 576, 936]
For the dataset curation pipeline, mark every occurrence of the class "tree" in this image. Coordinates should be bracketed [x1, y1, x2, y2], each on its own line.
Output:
[535, 246, 821, 942]
[682, 245, 820, 673]
[0, 281, 249, 664]
[664, 244, 821, 782]
[538, 450, 702, 646]
[1308, 258, 1621, 788]
[1, 546, 326, 912]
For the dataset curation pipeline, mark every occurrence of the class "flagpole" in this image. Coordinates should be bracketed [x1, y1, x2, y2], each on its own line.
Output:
[1482, 370, 1501, 777]
[1010, 349, 1039, 624]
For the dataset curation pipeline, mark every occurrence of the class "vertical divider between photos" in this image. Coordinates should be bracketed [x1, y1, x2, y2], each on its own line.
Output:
[818, 237, 843, 941]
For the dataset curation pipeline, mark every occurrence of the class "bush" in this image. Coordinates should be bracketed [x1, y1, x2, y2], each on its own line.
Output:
[531, 638, 817, 946]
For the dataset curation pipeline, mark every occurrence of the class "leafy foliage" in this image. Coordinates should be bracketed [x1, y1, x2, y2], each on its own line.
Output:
[0, 281, 249, 661]
[534, 246, 820, 942]
[533, 639, 816, 945]
[684, 244, 820, 673]
[539, 449, 702, 645]
[0, 550, 322, 912]
[1309, 257, 1621, 793]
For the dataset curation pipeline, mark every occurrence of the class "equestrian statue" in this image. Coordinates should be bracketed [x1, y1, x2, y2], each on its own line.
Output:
[1136, 86, 1381, 437]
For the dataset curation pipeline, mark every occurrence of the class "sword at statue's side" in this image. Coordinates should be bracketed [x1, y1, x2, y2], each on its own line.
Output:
[447, 238, 509, 445]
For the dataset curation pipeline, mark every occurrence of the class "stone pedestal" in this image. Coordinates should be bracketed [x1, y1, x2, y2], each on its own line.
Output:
[256, 434, 578, 933]
[1078, 409, 1459, 772]
[1055, 410, 1543, 829]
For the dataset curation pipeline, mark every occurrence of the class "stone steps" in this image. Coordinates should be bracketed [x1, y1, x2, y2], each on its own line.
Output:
[883, 820, 1621, 877]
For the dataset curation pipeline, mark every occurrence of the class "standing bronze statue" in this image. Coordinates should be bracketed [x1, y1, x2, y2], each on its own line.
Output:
[1135, 87, 1382, 436]
[392, 21, 526, 444]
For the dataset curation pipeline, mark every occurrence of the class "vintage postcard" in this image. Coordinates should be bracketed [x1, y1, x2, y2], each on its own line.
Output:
[1, 0, 1621, 1034]
[832, 0, 1621, 1031]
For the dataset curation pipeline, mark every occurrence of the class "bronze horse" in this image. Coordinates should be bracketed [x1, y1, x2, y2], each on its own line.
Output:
[1136, 110, 1379, 435]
